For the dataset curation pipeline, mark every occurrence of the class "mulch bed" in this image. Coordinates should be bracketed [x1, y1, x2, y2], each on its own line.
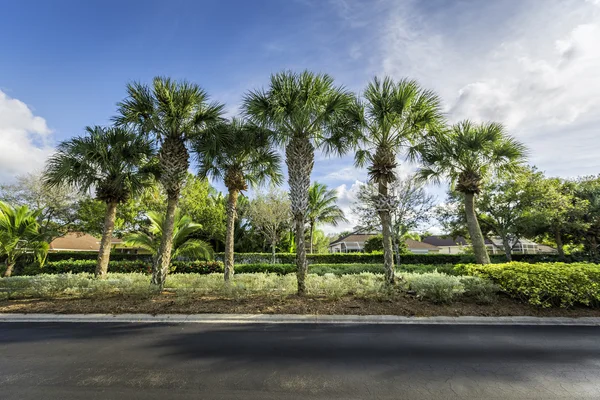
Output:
[2, 294, 600, 317]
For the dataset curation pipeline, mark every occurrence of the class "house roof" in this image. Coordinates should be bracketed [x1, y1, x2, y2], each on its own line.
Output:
[329, 232, 378, 246]
[422, 235, 468, 247]
[49, 232, 121, 252]
[405, 238, 439, 250]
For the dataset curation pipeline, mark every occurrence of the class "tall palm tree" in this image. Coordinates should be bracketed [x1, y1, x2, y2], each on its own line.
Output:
[115, 77, 224, 288]
[195, 118, 282, 281]
[354, 77, 443, 284]
[123, 210, 213, 261]
[44, 126, 154, 277]
[0, 202, 48, 277]
[415, 120, 527, 264]
[243, 70, 360, 295]
[307, 182, 347, 254]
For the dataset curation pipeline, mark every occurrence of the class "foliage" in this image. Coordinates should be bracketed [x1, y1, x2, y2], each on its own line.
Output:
[459, 276, 499, 304]
[402, 271, 465, 303]
[122, 210, 213, 260]
[0, 173, 82, 239]
[246, 189, 291, 261]
[0, 202, 49, 276]
[363, 234, 384, 253]
[458, 262, 600, 308]
[307, 182, 347, 252]
[309, 229, 331, 254]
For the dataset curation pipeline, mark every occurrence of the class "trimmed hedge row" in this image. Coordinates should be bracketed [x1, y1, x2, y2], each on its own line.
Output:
[46, 252, 152, 262]
[25, 260, 223, 276]
[457, 262, 600, 308]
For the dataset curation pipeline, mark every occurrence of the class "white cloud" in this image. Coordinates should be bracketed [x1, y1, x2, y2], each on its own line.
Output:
[319, 180, 365, 235]
[0, 90, 54, 183]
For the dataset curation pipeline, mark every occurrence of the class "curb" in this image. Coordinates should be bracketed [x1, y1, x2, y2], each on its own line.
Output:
[1, 313, 600, 326]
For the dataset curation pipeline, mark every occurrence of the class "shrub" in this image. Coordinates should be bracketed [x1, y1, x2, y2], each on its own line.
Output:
[363, 235, 384, 253]
[458, 262, 600, 308]
[459, 276, 498, 304]
[22, 260, 223, 276]
[402, 271, 465, 303]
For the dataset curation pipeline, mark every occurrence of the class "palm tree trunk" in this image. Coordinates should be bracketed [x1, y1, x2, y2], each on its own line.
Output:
[224, 189, 238, 282]
[152, 195, 179, 288]
[309, 222, 314, 254]
[3, 261, 15, 278]
[501, 234, 512, 262]
[464, 192, 491, 264]
[378, 181, 395, 284]
[555, 227, 565, 260]
[96, 201, 118, 278]
[286, 137, 314, 296]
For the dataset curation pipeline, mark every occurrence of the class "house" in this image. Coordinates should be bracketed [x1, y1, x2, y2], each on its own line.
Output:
[422, 236, 468, 254]
[422, 235, 558, 255]
[48, 232, 141, 254]
[328, 232, 439, 254]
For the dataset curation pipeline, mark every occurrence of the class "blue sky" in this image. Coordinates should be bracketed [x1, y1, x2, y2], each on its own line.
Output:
[2, 0, 600, 233]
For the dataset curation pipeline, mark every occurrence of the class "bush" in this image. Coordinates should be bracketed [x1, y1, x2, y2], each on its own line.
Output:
[402, 271, 465, 303]
[458, 262, 600, 308]
[459, 276, 498, 304]
[45, 251, 152, 262]
[22, 260, 223, 276]
[363, 235, 384, 253]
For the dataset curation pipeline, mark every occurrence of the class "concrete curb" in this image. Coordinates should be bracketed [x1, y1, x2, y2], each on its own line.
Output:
[1, 313, 600, 325]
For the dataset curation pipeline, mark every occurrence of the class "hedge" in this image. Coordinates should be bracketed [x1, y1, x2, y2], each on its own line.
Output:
[21, 260, 223, 276]
[45, 252, 152, 262]
[457, 262, 600, 308]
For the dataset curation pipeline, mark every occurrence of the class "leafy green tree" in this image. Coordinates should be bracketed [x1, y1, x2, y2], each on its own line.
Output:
[247, 189, 291, 263]
[416, 120, 527, 264]
[352, 174, 435, 263]
[0, 202, 49, 277]
[43, 126, 154, 277]
[0, 173, 82, 239]
[244, 70, 360, 294]
[116, 76, 224, 288]
[573, 175, 600, 256]
[354, 77, 443, 282]
[307, 182, 347, 254]
[123, 210, 213, 261]
[195, 118, 282, 281]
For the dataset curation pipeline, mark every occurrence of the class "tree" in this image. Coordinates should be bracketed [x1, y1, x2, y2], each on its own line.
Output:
[122, 210, 213, 261]
[352, 174, 435, 263]
[247, 190, 291, 264]
[244, 70, 360, 294]
[309, 229, 331, 254]
[573, 176, 600, 256]
[195, 118, 282, 281]
[307, 182, 347, 254]
[416, 120, 527, 264]
[353, 77, 443, 283]
[0, 202, 48, 277]
[0, 173, 82, 239]
[115, 77, 224, 288]
[43, 126, 154, 277]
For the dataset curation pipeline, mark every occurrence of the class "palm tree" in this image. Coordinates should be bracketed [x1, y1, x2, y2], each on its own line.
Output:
[43, 126, 154, 277]
[307, 182, 347, 254]
[0, 202, 48, 277]
[243, 70, 360, 295]
[195, 118, 282, 281]
[415, 120, 527, 264]
[354, 77, 443, 283]
[115, 77, 224, 288]
[123, 210, 213, 261]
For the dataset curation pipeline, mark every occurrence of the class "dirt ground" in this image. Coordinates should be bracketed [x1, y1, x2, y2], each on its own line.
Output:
[2, 293, 600, 317]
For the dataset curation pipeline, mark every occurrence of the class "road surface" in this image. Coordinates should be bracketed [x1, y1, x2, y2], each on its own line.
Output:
[1, 322, 600, 399]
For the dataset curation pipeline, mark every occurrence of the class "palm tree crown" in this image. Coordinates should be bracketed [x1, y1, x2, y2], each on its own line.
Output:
[415, 120, 528, 194]
[123, 210, 213, 261]
[307, 182, 347, 253]
[0, 202, 48, 277]
[43, 126, 154, 203]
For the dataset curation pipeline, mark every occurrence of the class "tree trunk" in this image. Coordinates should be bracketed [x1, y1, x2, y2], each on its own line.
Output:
[3, 261, 14, 278]
[555, 227, 565, 260]
[501, 234, 512, 262]
[286, 137, 314, 296]
[152, 195, 179, 289]
[309, 222, 314, 254]
[464, 192, 491, 264]
[378, 181, 395, 284]
[271, 240, 276, 264]
[96, 201, 118, 278]
[224, 189, 238, 282]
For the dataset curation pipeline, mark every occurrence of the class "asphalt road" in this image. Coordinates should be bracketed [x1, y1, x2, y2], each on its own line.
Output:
[1, 322, 600, 399]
